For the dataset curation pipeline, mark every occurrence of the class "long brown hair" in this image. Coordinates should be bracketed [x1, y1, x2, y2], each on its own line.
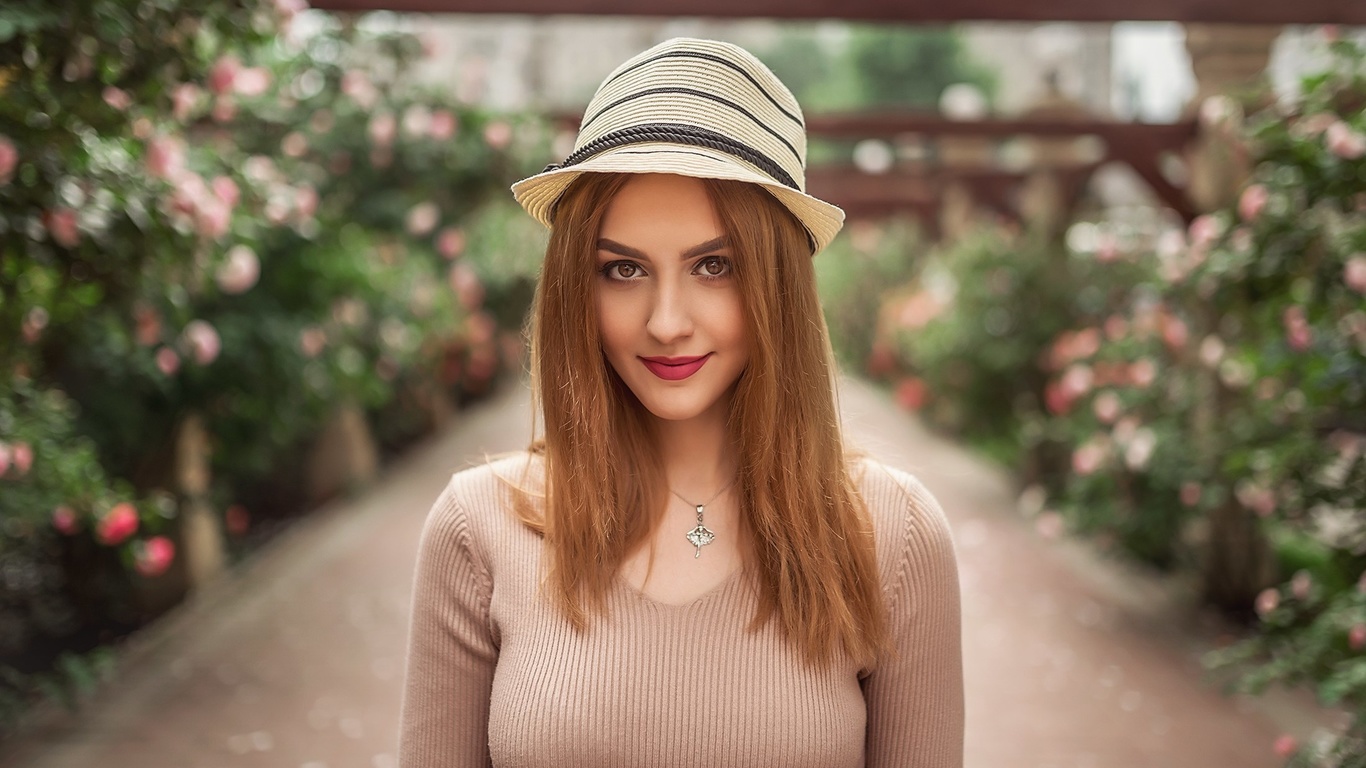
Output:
[511, 171, 889, 668]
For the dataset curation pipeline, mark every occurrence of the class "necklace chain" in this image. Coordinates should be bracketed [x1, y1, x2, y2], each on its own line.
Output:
[670, 476, 735, 559]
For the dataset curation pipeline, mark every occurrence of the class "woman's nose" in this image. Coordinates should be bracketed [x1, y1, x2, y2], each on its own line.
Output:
[645, 280, 694, 344]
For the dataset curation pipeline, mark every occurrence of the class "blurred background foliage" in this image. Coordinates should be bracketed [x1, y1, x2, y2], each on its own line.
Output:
[0, 0, 546, 733]
[819, 37, 1366, 765]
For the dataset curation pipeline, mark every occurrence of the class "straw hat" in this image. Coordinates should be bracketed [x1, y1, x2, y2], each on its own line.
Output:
[511, 37, 845, 255]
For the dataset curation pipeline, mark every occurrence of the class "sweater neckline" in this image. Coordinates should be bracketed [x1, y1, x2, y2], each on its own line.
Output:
[614, 565, 748, 610]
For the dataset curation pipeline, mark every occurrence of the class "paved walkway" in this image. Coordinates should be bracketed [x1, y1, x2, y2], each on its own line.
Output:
[0, 378, 1338, 768]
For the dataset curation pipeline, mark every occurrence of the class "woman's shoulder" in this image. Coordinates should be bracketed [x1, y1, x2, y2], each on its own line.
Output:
[848, 456, 957, 582]
[444, 449, 545, 503]
[423, 450, 544, 558]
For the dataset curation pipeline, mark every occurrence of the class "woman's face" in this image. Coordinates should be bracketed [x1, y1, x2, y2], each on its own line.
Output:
[594, 173, 750, 424]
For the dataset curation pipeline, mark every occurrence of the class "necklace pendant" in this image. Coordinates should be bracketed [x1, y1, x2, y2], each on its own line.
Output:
[685, 524, 716, 558]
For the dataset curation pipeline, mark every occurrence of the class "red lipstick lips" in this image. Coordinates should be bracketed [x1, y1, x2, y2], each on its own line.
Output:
[639, 354, 711, 381]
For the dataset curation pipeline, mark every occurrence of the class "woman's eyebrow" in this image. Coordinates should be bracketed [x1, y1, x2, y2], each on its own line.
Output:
[596, 236, 729, 260]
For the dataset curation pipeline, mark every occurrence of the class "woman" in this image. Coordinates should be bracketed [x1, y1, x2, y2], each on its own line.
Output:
[399, 37, 963, 767]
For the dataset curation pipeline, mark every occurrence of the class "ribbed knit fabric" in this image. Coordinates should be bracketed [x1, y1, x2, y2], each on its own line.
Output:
[398, 453, 963, 767]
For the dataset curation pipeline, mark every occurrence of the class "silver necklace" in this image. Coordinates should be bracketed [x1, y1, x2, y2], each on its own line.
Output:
[670, 477, 736, 559]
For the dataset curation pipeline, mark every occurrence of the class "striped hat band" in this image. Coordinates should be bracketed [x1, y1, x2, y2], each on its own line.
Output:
[511, 37, 845, 255]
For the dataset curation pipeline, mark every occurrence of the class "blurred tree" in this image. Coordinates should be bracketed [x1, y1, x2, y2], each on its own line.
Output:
[760, 24, 998, 113]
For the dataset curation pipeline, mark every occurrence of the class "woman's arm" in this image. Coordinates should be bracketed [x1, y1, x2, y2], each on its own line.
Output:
[863, 472, 965, 767]
[398, 480, 498, 768]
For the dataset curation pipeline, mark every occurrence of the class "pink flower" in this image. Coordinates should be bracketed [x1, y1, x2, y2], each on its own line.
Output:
[208, 55, 240, 95]
[1072, 439, 1108, 476]
[1198, 335, 1225, 367]
[233, 67, 271, 97]
[272, 0, 307, 21]
[195, 197, 231, 240]
[402, 105, 432, 137]
[146, 135, 186, 180]
[243, 155, 277, 184]
[1238, 184, 1268, 222]
[1103, 315, 1128, 342]
[1112, 416, 1139, 445]
[46, 208, 80, 248]
[294, 184, 319, 221]
[1180, 482, 1202, 506]
[102, 86, 132, 110]
[341, 71, 378, 109]
[406, 201, 440, 236]
[429, 110, 457, 141]
[1128, 358, 1157, 388]
[448, 262, 485, 310]
[211, 94, 237, 123]
[1123, 428, 1157, 471]
[134, 536, 176, 577]
[369, 112, 397, 147]
[1060, 364, 1094, 399]
[298, 326, 326, 358]
[22, 306, 48, 344]
[225, 505, 250, 536]
[211, 175, 240, 208]
[483, 121, 512, 150]
[1092, 391, 1121, 424]
[156, 347, 181, 375]
[171, 83, 202, 121]
[1254, 588, 1279, 618]
[1283, 306, 1312, 352]
[1188, 214, 1222, 251]
[1345, 255, 1366, 295]
[216, 245, 260, 294]
[1326, 121, 1366, 160]
[10, 442, 32, 475]
[1236, 480, 1276, 518]
[1272, 734, 1298, 759]
[135, 305, 162, 346]
[1290, 570, 1312, 601]
[52, 506, 79, 535]
[1349, 623, 1366, 651]
[281, 131, 308, 158]
[894, 291, 946, 331]
[889, 377, 924, 410]
[0, 134, 17, 185]
[1044, 381, 1073, 416]
[1160, 314, 1188, 352]
[182, 320, 221, 365]
[436, 227, 465, 260]
[97, 502, 139, 546]
[866, 342, 897, 378]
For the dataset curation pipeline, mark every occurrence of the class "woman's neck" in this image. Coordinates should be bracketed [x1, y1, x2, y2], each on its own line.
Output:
[652, 397, 737, 499]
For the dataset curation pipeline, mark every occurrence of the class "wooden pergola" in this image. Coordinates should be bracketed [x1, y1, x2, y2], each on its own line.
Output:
[310, 0, 1363, 24]
[310, 0, 1357, 230]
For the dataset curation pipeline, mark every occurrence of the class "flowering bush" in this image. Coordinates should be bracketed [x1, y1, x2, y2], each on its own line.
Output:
[0, 379, 176, 726]
[0, 0, 544, 733]
[863, 31, 1365, 764]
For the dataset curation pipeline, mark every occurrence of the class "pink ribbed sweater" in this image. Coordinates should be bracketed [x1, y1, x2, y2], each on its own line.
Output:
[398, 453, 963, 767]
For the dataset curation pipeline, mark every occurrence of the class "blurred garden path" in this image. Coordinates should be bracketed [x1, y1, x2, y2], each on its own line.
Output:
[0, 378, 1337, 768]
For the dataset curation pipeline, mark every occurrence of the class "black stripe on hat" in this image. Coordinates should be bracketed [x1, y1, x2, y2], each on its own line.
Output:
[602, 50, 804, 129]
[580, 86, 802, 167]
[544, 122, 799, 190]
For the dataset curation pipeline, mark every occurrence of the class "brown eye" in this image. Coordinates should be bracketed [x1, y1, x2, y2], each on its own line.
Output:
[603, 261, 642, 280]
[697, 256, 730, 277]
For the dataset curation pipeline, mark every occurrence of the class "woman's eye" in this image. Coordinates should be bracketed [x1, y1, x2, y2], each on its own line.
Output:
[697, 256, 730, 277]
[604, 261, 641, 280]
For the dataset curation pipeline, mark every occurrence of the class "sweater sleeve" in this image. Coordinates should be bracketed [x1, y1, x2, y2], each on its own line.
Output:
[863, 470, 965, 767]
[398, 476, 498, 768]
